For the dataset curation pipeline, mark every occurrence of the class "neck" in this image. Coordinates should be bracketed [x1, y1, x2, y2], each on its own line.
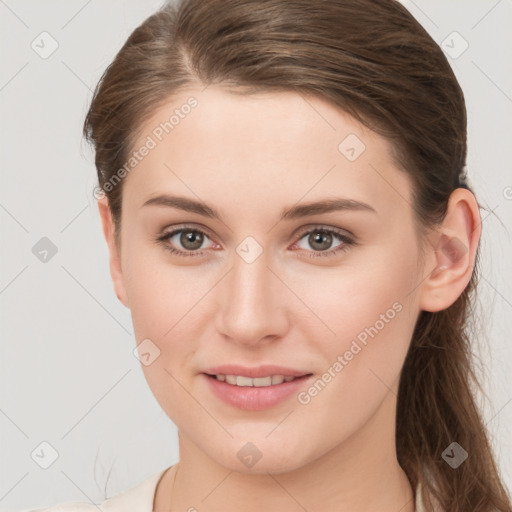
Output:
[156, 392, 415, 512]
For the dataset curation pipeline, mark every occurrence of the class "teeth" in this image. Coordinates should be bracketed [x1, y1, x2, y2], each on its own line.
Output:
[214, 374, 299, 387]
[225, 375, 237, 385]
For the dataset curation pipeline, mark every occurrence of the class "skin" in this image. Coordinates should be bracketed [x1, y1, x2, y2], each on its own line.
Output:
[97, 85, 481, 512]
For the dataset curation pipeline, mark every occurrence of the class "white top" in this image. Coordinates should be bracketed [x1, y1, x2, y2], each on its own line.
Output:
[20, 466, 427, 511]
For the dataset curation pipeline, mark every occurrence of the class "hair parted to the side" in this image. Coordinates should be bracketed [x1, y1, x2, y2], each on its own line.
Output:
[83, 1, 511, 510]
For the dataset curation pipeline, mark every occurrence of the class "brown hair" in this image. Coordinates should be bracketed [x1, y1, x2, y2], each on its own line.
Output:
[83, 1, 511, 510]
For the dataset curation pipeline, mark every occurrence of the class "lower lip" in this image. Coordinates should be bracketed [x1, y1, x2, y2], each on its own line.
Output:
[203, 373, 313, 411]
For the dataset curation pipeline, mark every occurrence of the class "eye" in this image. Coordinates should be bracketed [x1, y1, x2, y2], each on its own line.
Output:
[156, 226, 215, 257]
[156, 224, 355, 259]
[292, 226, 354, 258]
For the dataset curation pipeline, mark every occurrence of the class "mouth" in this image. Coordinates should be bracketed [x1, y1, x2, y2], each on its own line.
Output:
[202, 371, 314, 410]
[204, 373, 312, 387]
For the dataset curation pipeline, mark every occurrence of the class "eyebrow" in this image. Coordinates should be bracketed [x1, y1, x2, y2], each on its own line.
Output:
[141, 194, 376, 222]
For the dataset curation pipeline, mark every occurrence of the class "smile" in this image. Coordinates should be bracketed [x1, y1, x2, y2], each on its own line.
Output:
[209, 374, 300, 386]
[203, 373, 314, 410]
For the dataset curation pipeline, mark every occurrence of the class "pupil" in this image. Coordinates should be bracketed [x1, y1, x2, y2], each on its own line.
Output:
[310, 231, 331, 251]
[181, 230, 203, 250]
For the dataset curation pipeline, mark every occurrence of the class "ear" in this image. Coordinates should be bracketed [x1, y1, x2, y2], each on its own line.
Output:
[419, 188, 481, 312]
[97, 195, 130, 309]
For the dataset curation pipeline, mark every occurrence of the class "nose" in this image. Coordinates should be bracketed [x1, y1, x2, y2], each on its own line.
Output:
[215, 248, 290, 348]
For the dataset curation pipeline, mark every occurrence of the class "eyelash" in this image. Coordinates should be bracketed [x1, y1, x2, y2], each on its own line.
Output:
[156, 225, 355, 259]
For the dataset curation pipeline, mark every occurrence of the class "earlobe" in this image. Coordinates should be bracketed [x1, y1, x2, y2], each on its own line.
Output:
[97, 196, 130, 309]
[419, 189, 481, 313]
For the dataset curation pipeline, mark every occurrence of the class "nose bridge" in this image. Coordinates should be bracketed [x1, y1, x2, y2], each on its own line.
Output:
[217, 245, 287, 345]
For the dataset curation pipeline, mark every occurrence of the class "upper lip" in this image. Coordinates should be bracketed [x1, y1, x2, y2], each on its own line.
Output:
[203, 365, 312, 378]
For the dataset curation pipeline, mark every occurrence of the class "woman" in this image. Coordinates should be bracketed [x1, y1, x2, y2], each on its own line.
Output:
[25, 0, 512, 510]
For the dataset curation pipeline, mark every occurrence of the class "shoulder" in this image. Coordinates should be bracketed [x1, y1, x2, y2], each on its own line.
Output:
[18, 467, 169, 512]
[415, 470, 445, 512]
[16, 505, 97, 512]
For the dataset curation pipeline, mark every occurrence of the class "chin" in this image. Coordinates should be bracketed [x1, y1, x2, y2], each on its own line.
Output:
[197, 431, 317, 475]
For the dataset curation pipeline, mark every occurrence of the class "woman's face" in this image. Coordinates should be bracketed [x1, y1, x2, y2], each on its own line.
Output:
[106, 86, 428, 473]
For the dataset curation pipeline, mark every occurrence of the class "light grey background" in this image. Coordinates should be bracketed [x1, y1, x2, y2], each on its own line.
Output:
[1, 1, 511, 510]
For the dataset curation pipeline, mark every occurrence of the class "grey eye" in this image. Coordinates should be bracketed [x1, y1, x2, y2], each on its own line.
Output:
[297, 230, 344, 252]
[173, 229, 207, 251]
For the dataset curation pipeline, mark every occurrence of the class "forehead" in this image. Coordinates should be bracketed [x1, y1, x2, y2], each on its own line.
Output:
[122, 85, 413, 218]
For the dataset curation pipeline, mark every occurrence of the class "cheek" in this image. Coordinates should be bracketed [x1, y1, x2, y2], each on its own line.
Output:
[125, 270, 203, 368]
[120, 238, 234, 421]
[318, 232, 419, 338]
[121, 232, 204, 338]
[292, 244, 420, 427]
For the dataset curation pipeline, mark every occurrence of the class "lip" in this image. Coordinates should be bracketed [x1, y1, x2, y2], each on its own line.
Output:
[202, 371, 314, 411]
[203, 364, 310, 379]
